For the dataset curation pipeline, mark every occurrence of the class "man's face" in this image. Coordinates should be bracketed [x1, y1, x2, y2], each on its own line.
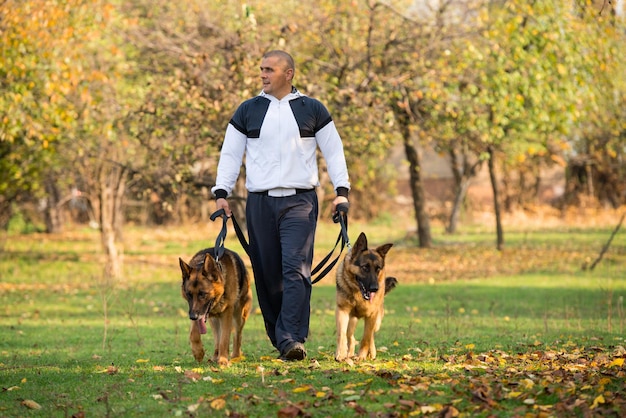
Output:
[260, 55, 293, 99]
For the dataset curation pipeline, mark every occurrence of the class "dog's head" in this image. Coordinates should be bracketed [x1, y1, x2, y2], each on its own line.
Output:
[349, 232, 393, 302]
[180, 253, 225, 333]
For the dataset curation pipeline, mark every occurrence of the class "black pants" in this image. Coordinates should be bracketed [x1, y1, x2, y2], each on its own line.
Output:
[246, 190, 318, 355]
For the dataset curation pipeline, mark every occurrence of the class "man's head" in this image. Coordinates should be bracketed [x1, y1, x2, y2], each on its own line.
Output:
[260, 50, 295, 100]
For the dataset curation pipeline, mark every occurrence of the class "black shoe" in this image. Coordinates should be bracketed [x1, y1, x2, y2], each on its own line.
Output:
[279, 342, 306, 361]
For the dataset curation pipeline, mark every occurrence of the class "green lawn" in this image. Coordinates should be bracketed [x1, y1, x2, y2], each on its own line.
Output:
[1, 219, 625, 417]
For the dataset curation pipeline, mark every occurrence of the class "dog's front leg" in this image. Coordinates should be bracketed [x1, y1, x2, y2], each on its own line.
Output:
[346, 316, 358, 359]
[357, 316, 376, 361]
[232, 300, 251, 359]
[335, 309, 350, 361]
[215, 312, 233, 366]
[189, 321, 205, 363]
[208, 316, 221, 363]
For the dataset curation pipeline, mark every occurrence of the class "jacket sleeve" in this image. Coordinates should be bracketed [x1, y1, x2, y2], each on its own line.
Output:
[211, 123, 247, 197]
[316, 120, 350, 193]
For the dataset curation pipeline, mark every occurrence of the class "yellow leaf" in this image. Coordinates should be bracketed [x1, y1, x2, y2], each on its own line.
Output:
[591, 394, 605, 409]
[21, 400, 42, 410]
[420, 405, 437, 413]
[507, 391, 522, 399]
[609, 358, 624, 367]
[135, 358, 150, 363]
[465, 343, 475, 350]
[210, 398, 226, 410]
[21, 378, 27, 384]
[315, 391, 326, 398]
[293, 385, 312, 393]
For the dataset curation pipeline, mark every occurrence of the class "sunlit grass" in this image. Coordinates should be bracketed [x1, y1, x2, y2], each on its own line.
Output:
[1, 220, 625, 417]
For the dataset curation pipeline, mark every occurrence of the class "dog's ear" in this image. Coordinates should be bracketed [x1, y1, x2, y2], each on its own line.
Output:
[179, 258, 191, 281]
[202, 253, 221, 280]
[353, 232, 368, 253]
[376, 243, 393, 259]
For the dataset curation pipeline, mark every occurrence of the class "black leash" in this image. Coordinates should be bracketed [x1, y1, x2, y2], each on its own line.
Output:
[210, 209, 228, 262]
[311, 202, 350, 284]
[209, 209, 249, 261]
[209, 202, 349, 284]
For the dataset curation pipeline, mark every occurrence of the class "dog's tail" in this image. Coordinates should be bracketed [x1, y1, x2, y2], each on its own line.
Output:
[384, 277, 398, 294]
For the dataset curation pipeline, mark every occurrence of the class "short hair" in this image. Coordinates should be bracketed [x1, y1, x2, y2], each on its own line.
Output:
[263, 50, 295, 73]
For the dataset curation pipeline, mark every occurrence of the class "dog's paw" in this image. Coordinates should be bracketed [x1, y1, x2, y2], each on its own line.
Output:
[335, 355, 354, 366]
[356, 350, 375, 361]
[192, 347, 205, 363]
[215, 356, 230, 367]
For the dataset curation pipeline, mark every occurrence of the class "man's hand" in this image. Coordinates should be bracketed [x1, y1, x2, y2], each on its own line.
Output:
[331, 196, 349, 218]
[216, 198, 232, 217]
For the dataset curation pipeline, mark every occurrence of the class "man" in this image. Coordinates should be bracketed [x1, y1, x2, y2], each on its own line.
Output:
[211, 50, 350, 361]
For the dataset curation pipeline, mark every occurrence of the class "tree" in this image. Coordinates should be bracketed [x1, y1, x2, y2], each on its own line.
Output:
[425, 0, 593, 249]
[0, 0, 93, 229]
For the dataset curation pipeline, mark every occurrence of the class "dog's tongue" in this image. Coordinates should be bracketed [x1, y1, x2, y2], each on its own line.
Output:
[369, 291, 377, 303]
[197, 318, 207, 334]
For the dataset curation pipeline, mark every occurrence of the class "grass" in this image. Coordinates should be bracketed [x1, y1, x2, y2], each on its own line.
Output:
[1, 212, 626, 417]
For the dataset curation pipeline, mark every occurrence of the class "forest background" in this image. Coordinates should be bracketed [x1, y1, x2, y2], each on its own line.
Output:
[1, 0, 625, 280]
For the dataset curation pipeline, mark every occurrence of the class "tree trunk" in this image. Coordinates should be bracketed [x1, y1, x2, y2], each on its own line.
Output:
[402, 127, 431, 248]
[448, 179, 471, 234]
[99, 163, 127, 280]
[44, 178, 63, 233]
[487, 146, 504, 251]
[446, 147, 481, 234]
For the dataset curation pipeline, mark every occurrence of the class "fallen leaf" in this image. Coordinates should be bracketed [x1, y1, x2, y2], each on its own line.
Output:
[590, 394, 605, 409]
[440, 405, 460, 418]
[277, 404, 303, 418]
[210, 398, 226, 410]
[184, 370, 201, 381]
[21, 399, 42, 410]
[293, 385, 312, 393]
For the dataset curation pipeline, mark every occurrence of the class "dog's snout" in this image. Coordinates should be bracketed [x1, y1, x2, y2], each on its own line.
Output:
[188, 311, 198, 320]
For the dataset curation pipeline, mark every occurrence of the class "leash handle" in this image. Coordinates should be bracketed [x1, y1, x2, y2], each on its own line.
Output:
[333, 202, 350, 249]
[210, 209, 228, 261]
[209, 209, 251, 259]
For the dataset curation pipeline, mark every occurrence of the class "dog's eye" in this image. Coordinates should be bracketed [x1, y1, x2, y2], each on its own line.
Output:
[197, 291, 205, 299]
[360, 265, 370, 273]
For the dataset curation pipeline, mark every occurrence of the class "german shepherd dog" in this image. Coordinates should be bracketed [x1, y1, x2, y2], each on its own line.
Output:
[179, 248, 253, 366]
[335, 232, 397, 362]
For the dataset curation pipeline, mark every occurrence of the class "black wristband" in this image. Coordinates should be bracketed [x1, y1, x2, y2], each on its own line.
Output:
[214, 189, 227, 200]
[336, 187, 349, 198]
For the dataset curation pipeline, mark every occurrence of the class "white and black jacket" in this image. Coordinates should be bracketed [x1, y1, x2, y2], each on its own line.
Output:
[212, 89, 350, 199]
